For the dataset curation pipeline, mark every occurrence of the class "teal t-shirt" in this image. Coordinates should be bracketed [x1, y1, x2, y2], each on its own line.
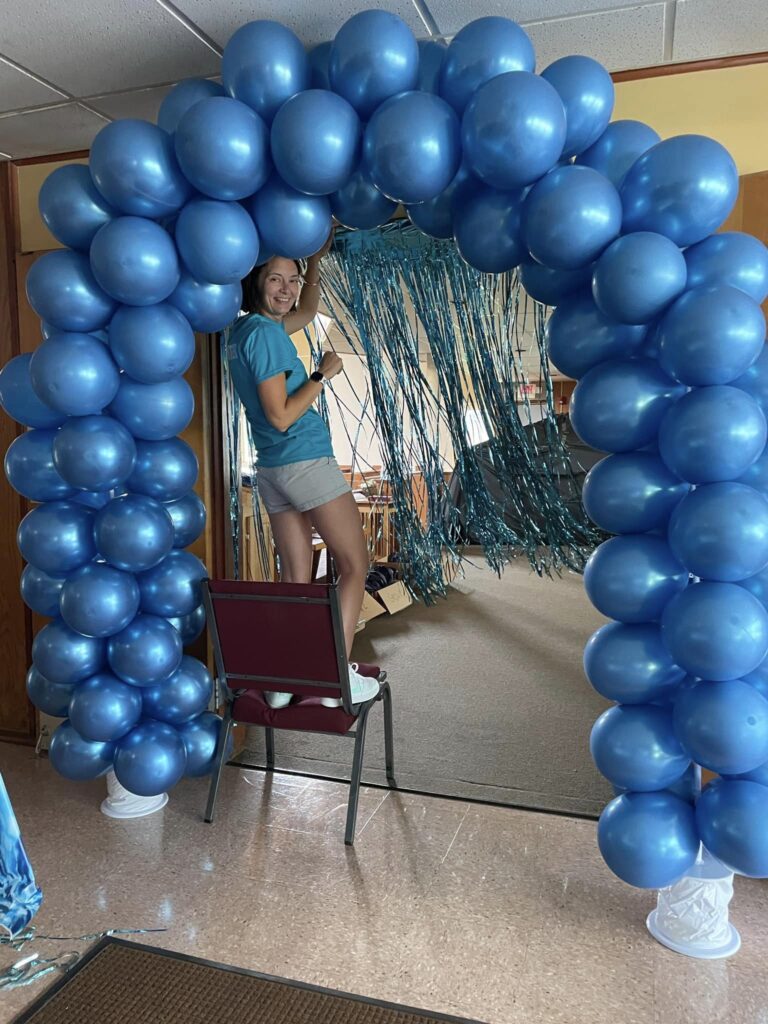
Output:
[226, 313, 333, 468]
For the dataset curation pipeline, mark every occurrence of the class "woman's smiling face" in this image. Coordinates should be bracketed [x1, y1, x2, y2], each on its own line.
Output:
[260, 257, 302, 318]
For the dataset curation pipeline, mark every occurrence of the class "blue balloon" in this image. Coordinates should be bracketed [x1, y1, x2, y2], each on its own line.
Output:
[674, 679, 768, 776]
[175, 199, 259, 285]
[177, 711, 228, 777]
[175, 97, 270, 201]
[330, 168, 397, 231]
[621, 134, 739, 247]
[26, 250, 116, 332]
[662, 582, 768, 681]
[137, 550, 207, 617]
[30, 332, 120, 416]
[95, 494, 174, 573]
[738, 564, 768, 613]
[462, 72, 566, 191]
[52, 415, 136, 492]
[32, 619, 106, 685]
[406, 162, 475, 241]
[90, 119, 191, 218]
[732, 343, 768, 415]
[307, 42, 332, 90]
[126, 438, 198, 502]
[248, 175, 331, 261]
[0, 354, 65, 429]
[584, 622, 686, 704]
[523, 165, 621, 270]
[519, 261, 592, 307]
[697, 779, 768, 878]
[592, 232, 687, 325]
[26, 666, 75, 717]
[583, 452, 689, 534]
[570, 358, 686, 452]
[743, 659, 768, 701]
[157, 78, 226, 134]
[89, 216, 179, 306]
[168, 272, 243, 333]
[545, 292, 645, 380]
[576, 119, 661, 189]
[329, 10, 418, 119]
[598, 791, 699, 888]
[17, 500, 96, 575]
[4, 429, 75, 502]
[163, 491, 206, 548]
[417, 40, 446, 93]
[68, 671, 143, 742]
[109, 303, 195, 384]
[108, 376, 194, 442]
[114, 720, 187, 796]
[439, 17, 535, 116]
[453, 184, 525, 274]
[271, 90, 360, 196]
[541, 56, 614, 159]
[584, 534, 688, 623]
[658, 385, 766, 484]
[167, 604, 206, 646]
[49, 720, 114, 781]
[685, 231, 768, 305]
[591, 704, 690, 792]
[222, 20, 308, 124]
[21, 564, 68, 617]
[59, 563, 140, 639]
[724, 760, 768, 787]
[141, 655, 212, 725]
[38, 164, 117, 251]
[108, 614, 183, 687]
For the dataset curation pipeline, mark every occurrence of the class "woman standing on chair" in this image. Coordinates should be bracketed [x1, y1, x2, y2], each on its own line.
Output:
[227, 234, 378, 707]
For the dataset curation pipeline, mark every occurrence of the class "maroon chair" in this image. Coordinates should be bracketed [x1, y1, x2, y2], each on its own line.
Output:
[201, 578, 395, 844]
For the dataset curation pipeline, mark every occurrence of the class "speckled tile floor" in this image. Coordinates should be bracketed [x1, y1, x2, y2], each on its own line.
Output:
[1, 743, 766, 1024]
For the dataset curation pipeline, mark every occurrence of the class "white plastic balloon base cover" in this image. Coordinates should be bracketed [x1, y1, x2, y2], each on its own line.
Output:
[100, 771, 168, 819]
[647, 863, 741, 959]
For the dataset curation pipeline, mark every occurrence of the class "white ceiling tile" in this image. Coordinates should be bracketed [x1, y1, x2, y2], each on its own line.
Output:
[673, 0, 768, 62]
[0, 57, 67, 113]
[425, 0, 659, 38]
[86, 84, 174, 123]
[0, 103, 109, 159]
[0, 0, 220, 98]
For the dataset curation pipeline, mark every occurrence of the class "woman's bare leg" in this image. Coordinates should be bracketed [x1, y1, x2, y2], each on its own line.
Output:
[310, 492, 368, 657]
[268, 508, 313, 583]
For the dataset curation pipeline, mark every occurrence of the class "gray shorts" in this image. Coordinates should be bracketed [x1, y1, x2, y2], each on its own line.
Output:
[256, 457, 351, 515]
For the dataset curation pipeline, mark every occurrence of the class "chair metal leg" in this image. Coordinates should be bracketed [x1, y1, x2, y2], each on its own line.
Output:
[381, 682, 396, 787]
[204, 709, 234, 824]
[265, 726, 275, 770]
[345, 711, 370, 846]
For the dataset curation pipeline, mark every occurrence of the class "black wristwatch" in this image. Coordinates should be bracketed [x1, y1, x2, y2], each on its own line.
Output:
[310, 370, 324, 383]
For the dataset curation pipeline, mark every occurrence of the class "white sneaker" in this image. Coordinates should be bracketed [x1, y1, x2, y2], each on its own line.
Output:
[320, 666, 380, 708]
[264, 691, 293, 709]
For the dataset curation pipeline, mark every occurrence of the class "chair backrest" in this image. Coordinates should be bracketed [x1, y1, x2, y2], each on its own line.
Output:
[201, 578, 351, 707]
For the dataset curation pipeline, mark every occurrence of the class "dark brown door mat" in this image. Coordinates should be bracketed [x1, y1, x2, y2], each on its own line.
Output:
[12, 937, 489, 1024]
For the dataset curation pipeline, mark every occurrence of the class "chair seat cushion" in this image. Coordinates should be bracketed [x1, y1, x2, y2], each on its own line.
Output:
[232, 689, 358, 734]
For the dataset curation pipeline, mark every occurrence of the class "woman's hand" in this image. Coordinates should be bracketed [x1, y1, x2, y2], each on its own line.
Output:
[318, 350, 343, 380]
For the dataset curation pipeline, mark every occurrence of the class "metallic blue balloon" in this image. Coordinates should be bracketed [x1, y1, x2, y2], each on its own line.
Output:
[725, 761, 768, 787]
[168, 272, 243, 333]
[157, 78, 226, 134]
[68, 671, 143, 741]
[584, 622, 686, 704]
[598, 791, 699, 888]
[108, 613, 183, 687]
[32, 618, 106, 684]
[662, 582, 768, 681]
[114, 720, 187, 796]
[743, 659, 768, 701]
[141, 655, 212, 725]
[674, 679, 768, 776]
[109, 303, 195, 384]
[248, 175, 331, 260]
[462, 72, 566, 191]
[138, 550, 207, 617]
[60, 563, 140, 638]
[72, 490, 111, 510]
[668, 482, 768, 582]
[439, 17, 535, 116]
[175, 199, 259, 285]
[570, 358, 685, 453]
[177, 711, 227, 777]
[222, 20, 308, 124]
[453, 184, 526, 274]
[163, 491, 206, 548]
[592, 232, 687, 326]
[0, 354, 65, 429]
[364, 91, 461, 206]
[308, 42, 332, 90]
[38, 164, 117, 251]
[167, 604, 206, 645]
[591, 704, 690, 792]
[175, 97, 270, 201]
[26, 250, 116, 332]
[90, 216, 179, 306]
[17, 500, 96, 575]
[30, 332, 120, 416]
[582, 452, 690, 534]
[519, 261, 591, 306]
[658, 385, 767, 484]
[108, 376, 194, 442]
[94, 494, 174, 573]
[52, 415, 136, 492]
[541, 56, 615, 159]
[738, 564, 768, 613]
[621, 134, 739, 246]
[406, 162, 475, 241]
[49, 721, 114, 781]
[271, 90, 360, 196]
[329, 10, 418, 120]
[732, 343, 768, 415]
[584, 534, 688, 623]
[576, 119, 661, 189]
[4, 429, 76, 502]
[697, 779, 768, 878]
[330, 167, 397, 230]
[26, 666, 75, 717]
[90, 119, 192, 218]
[685, 231, 768, 305]
[21, 564, 68, 617]
[418, 40, 446, 93]
[126, 438, 199, 502]
[545, 292, 646, 380]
